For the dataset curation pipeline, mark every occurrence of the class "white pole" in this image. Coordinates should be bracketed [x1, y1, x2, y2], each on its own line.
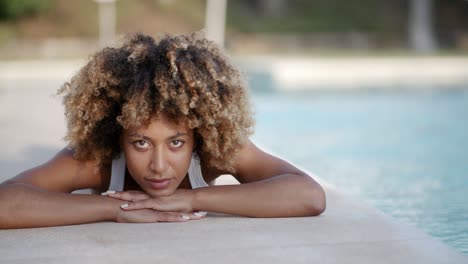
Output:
[409, 0, 436, 52]
[94, 0, 116, 47]
[204, 0, 227, 48]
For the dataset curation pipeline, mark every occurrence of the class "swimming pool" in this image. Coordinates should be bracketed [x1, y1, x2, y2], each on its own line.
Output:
[251, 89, 468, 255]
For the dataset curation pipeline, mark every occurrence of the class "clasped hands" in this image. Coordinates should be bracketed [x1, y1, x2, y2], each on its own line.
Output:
[102, 189, 207, 223]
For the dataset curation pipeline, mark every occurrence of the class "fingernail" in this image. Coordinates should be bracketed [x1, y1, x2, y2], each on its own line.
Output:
[193, 212, 207, 217]
[120, 203, 129, 209]
[107, 190, 116, 194]
[181, 215, 190, 220]
[101, 192, 108, 196]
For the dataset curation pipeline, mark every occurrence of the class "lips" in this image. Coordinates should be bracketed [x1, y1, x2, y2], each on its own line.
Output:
[145, 178, 172, 190]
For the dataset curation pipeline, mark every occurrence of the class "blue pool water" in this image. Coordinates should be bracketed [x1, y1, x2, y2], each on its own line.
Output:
[251, 90, 468, 254]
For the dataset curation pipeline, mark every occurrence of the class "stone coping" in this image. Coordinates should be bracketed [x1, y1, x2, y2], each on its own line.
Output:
[1, 183, 467, 263]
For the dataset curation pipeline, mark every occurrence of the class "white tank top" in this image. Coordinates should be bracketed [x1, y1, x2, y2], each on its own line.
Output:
[107, 152, 209, 191]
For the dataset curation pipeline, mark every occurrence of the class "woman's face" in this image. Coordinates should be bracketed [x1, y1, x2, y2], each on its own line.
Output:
[121, 114, 194, 197]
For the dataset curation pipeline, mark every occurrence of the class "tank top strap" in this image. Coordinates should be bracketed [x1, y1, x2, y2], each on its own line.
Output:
[108, 152, 126, 192]
[188, 152, 209, 189]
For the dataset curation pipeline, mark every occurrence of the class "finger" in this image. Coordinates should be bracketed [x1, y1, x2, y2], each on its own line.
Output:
[190, 211, 208, 220]
[103, 192, 130, 201]
[118, 191, 150, 202]
[156, 212, 194, 222]
[121, 199, 157, 211]
[106, 191, 150, 202]
[101, 190, 127, 201]
[101, 190, 117, 196]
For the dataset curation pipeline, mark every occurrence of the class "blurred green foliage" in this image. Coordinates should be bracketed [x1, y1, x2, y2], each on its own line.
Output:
[0, 0, 50, 20]
[227, 0, 407, 33]
[0, 0, 465, 50]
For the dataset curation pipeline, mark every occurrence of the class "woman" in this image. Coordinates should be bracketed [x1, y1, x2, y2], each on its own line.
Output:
[0, 33, 325, 229]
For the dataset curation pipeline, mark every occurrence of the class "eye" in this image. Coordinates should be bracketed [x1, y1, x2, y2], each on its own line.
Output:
[170, 140, 184, 148]
[133, 140, 150, 150]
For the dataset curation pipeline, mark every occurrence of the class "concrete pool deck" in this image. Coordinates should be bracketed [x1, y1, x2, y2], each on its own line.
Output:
[1, 184, 467, 263]
[0, 59, 467, 263]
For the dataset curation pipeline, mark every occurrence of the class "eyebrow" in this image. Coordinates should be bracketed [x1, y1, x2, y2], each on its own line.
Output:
[128, 132, 188, 141]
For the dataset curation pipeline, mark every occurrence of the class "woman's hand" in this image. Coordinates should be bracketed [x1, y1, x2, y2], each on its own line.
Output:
[102, 190, 150, 202]
[106, 189, 200, 213]
[104, 189, 206, 222]
[115, 208, 205, 223]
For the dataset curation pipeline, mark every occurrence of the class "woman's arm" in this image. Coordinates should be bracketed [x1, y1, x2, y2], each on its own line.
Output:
[0, 148, 119, 228]
[192, 175, 324, 218]
[193, 140, 326, 217]
[0, 148, 202, 229]
[118, 140, 326, 217]
[0, 183, 121, 228]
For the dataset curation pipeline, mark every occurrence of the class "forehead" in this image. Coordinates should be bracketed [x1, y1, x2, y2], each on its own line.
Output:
[125, 114, 191, 136]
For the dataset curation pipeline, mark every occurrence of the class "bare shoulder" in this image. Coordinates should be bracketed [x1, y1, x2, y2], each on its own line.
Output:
[232, 139, 308, 183]
[1, 147, 110, 193]
[201, 139, 308, 184]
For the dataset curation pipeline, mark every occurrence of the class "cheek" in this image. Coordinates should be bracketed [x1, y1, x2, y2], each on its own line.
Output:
[168, 151, 192, 177]
[123, 149, 149, 179]
[169, 141, 195, 177]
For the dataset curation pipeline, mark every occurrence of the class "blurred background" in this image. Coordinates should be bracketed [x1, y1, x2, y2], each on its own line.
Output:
[0, 0, 467, 255]
[0, 0, 468, 57]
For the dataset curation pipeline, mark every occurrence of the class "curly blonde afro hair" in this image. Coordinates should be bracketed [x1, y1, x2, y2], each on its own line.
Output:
[58, 33, 254, 172]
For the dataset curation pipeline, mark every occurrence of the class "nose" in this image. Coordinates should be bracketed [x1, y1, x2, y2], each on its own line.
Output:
[149, 148, 169, 174]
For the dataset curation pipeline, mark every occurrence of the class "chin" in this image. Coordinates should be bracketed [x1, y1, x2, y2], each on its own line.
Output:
[146, 187, 176, 197]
